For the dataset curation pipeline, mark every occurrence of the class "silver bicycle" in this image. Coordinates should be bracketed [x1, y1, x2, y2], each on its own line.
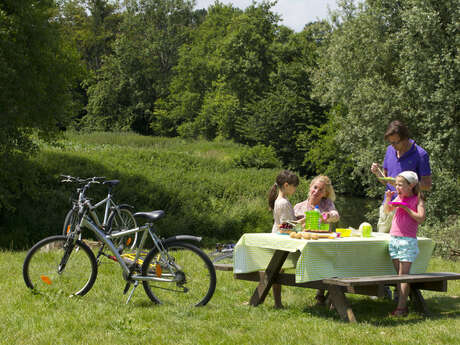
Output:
[23, 176, 217, 306]
[62, 176, 138, 250]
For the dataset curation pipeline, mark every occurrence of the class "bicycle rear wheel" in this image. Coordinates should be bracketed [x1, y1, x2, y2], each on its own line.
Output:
[62, 209, 79, 236]
[141, 241, 216, 307]
[23, 235, 98, 297]
[108, 207, 138, 250]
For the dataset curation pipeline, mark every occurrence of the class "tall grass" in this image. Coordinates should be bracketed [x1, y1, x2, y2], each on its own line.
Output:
[2, 250, 459, 345]
[1, 132, 309, 249]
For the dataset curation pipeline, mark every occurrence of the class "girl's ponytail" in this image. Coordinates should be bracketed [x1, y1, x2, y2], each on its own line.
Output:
[268, 183, 278, 211]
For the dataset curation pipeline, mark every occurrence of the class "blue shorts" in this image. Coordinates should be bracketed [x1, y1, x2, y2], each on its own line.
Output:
[389, 236, 419, 262]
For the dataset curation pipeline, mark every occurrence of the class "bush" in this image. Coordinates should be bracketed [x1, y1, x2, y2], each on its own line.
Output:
[232, 144, 281, 169]
[0, 133, 297, 249]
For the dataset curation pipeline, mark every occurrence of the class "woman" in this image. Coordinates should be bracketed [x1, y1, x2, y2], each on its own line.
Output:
[294, 175, 340, 225]
[294, 175, 340, 306]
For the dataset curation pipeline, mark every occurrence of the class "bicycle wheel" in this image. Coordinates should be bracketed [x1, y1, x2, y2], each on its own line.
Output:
[23, 235, 98, 297]
[62, 209, 79, 235]
[108, 206, 138, 250]
[141, 241, 216, 307]
[210, 251, 233, 265]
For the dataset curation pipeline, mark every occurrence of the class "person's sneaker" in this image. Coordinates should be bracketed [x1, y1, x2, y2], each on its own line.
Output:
[383, 286, 392, 300]
[393, 290, 399, 303]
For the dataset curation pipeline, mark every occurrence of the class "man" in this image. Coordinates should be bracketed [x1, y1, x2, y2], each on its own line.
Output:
[371, 120, 432, 233]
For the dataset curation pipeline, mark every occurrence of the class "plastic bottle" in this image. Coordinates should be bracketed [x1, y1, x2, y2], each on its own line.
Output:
[314, 205, 321, 230]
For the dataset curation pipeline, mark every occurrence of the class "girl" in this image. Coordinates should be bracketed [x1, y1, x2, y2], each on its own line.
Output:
[384, 170, 426, 316]
[269, 170, 300, 234]
[268, 170, 300, 308]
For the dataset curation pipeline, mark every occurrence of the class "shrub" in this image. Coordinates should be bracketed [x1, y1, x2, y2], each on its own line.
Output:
[232, 144, 281, 169]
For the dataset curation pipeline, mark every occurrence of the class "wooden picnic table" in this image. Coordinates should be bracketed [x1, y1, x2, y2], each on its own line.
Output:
[230, 232, 460, 322]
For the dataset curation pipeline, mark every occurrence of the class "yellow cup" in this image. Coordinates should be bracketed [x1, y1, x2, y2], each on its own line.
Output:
[336, 228, 351, 237]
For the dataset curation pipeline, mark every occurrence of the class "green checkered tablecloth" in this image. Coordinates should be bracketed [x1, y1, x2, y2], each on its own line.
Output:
[233, 232, 434, 283]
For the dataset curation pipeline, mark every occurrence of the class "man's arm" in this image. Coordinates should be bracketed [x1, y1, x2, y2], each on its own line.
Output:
[420, 175, 432, 191]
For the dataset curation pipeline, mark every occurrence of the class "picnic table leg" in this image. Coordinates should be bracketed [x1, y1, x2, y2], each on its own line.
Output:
[249, 250, 289, 306]
[409, 287, 428, 315]
[327, 285, 357, 323]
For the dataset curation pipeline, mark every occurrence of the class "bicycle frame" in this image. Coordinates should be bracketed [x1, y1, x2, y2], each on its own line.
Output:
[78, 212, 172, 283]
[78, 191, 117, 230]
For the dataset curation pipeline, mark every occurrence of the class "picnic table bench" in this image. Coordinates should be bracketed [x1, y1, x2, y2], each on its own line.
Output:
[225, 233, 460, 322]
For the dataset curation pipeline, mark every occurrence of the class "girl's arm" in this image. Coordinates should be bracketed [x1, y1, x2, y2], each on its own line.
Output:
[384, 190, 397, 214]
[399, 199, 426, 224]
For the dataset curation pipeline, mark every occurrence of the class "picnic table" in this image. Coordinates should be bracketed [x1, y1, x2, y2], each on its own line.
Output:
[231, 232, 460, 322]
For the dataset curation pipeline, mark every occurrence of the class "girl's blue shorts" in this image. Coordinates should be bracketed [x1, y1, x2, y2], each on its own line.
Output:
[389, 236, 419, 262]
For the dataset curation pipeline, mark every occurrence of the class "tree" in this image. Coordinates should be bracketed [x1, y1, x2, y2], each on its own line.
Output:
[0, 0, 81, 153]
[313, 0, 459, 220]
[0, 0, 81, 211]
[154, 1, 280, 139]
[83, 0, 200, 133]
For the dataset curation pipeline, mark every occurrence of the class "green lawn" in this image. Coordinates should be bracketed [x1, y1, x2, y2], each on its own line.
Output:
[2, 250, 459, 345]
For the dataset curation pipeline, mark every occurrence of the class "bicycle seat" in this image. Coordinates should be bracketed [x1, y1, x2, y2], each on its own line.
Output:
[103, 180, 120, 187]
[133, 210, 165, 221]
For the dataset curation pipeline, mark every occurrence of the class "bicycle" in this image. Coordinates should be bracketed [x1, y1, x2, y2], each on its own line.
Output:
[62, 175, 138, 250]
[209, 243, 234, 264]
[23, 176, 217, 307]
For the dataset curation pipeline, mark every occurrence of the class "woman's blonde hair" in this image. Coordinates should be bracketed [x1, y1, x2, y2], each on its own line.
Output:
[309, 175, 336, 202]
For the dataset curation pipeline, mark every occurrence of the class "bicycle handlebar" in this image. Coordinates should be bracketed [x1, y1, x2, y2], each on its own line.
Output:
[60, 175, 105, 184]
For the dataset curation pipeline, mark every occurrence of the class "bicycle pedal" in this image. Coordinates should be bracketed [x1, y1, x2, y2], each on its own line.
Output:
[123, 282, 131, 295]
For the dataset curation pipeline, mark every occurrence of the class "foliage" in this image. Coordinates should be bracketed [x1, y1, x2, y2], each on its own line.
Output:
[0, 0, 81, 214]
[312, 0, 459, 221]
[0, 0, 81, 153]
[232, 144, 281, 169]
[83, 0, 202, 133]
[0, 133, 308, 249]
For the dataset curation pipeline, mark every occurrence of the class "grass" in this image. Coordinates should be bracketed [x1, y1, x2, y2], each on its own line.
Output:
[2, 250, 459, 345]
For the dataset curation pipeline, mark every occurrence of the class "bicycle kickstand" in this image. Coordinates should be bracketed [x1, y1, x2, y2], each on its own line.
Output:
[124, 281, 139, 304]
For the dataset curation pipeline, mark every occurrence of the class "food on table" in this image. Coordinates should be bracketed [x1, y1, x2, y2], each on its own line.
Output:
[278, 222, 294, 234]
[302, 232, 311, 240]
[289, 232, 297, 238]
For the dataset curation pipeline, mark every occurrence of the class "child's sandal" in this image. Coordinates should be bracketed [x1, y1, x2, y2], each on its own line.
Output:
[390, 307, 408, 317]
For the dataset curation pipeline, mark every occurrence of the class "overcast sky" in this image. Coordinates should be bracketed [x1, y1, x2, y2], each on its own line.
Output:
[194, 0, 338, 32]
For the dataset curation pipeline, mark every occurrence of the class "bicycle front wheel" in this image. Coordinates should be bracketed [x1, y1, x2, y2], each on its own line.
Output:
[108, 207, 138, 250]
[23, 235, 98, 297]
[141, 241, 216, 307]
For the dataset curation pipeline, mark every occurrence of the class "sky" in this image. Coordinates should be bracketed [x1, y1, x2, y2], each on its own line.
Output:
[194, 0, 339, 32]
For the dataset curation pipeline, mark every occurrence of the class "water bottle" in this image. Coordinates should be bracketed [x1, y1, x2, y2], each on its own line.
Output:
[314, 205, 321, 230]
[305, 206, 321, 230]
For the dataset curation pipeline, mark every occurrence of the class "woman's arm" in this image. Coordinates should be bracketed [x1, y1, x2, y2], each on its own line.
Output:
[321, 199, 340, 223]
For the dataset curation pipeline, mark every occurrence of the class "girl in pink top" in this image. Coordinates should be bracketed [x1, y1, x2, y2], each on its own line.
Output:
[384, 171, 426, 317]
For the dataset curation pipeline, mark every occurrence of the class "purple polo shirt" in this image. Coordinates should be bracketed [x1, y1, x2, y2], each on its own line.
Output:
[382, 139, 431, 202]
